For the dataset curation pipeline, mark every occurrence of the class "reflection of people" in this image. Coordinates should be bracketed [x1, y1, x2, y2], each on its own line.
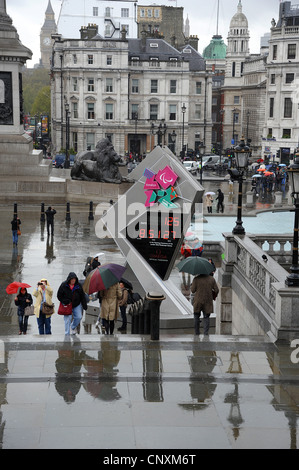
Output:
[15, 287, 33, 335]
[33, 278, 53, 335]
[11, 215, 21, 246]
[118, 281, 128, 332]
[191, 274, 219, 335]
[57, 272, 88, 335]
[99, 283, 122, 335]
[55, 344, 84, 403]
[45, 206, 56, 236]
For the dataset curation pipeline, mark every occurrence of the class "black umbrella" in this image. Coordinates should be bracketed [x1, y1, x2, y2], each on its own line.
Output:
[120, 277, 133, 290]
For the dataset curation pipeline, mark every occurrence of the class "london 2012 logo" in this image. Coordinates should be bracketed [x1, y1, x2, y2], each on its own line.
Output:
[143, 166, 180, 208]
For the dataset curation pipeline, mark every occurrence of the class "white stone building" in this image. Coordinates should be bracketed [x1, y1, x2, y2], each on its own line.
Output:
[50, 25, 212, 157]
[262, 1, 299, 162]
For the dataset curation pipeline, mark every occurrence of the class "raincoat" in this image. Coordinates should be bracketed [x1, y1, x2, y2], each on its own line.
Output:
[100, 283, 122, 321]
[33, 281, 54, 318]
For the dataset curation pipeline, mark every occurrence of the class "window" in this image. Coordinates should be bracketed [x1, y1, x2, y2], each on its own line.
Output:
[150, 104, 158, 120]
[106, 78, 113, 93]
[132, 79, 139, 93]
[121, 25, 129, 35]
[140, 9, 145, 18]
[86, 133, 95, 150]
[93, 7, 98, 16]
[169, 104, 176, 121]
[288, 44, 296, 60]
[271, 74, 275, 84]
[131, 104, 139, 120]
[72, 77, 78, 92]
[147, 9, 153, 18]
[284, 98, 293, 118]
[286, 73, 294, 84]
[234, 96, 240, 105]
[151, 80, 158, 93]
[195, 104, 201, 120]
[88, 78, 94, 92]
[282, 129, 291, 138]
[107, 56, 112, 66]
[73, 54, 77, 64]
[88, 55, 94, 65]
[72, 132, 78, 152]
[72, 102, 78, 119]
[105, 7, 111, 17]
[154, 9, 160, 18]
[170, 80, 177, 94]
[196, 82, 202, 94]
[232, 62, 236, 77]
[269, 97, 274, 118]
[87, 103, 95, 120]
[106, 103, 113, 120]
[121, 8, 129, 17]
[268, 128, 273, 138]
[273, 45, 277, 60]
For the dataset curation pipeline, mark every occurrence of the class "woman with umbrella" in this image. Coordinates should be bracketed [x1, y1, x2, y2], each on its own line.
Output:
[14, 286, 33, 335]
[99, 283, 122, 335]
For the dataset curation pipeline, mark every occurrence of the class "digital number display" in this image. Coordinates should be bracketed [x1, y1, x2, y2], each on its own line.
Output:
[138, 216, 180, 240]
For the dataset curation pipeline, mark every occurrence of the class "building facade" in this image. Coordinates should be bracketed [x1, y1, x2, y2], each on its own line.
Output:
[262, 1, 299, 162]
[50, 25, 212, 157]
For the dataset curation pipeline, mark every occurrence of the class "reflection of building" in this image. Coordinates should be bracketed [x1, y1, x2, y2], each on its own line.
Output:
[40, 0, 57, 69]
[51, 24, 212, 156]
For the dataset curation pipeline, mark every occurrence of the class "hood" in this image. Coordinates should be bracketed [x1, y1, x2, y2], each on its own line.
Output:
[66, 272, 79, 284]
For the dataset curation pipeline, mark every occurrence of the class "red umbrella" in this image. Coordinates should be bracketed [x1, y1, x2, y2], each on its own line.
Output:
[6, 282, 31, 294]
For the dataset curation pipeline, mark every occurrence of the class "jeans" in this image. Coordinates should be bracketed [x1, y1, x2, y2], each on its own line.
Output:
[37, 312, 51, 334]
[64, 304, 82, 335]
[119, 305, 127, 328]
[12, 230, 18, 244]
[18, 311, 28, 333]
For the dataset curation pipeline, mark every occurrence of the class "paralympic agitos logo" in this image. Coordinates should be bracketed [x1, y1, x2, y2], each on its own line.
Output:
[143, 166, 180, 209]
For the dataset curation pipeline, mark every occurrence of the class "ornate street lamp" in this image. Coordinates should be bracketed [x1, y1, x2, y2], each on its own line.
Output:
[232, 137, 251, 235]
[286, 152, 299, 287]
[169, 130, 177, 154]
[64, 102, 70, 169]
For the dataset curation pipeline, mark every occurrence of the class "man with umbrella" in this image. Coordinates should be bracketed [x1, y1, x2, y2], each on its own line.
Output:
[177, 257, 219, 335]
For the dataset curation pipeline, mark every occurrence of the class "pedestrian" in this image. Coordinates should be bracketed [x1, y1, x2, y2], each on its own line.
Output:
[33, 278, 54, 335]
[118, 281, 128, 332]
[99, 283, 122, 335]
[205, 194, 213, 214]
[11, 215, 21, 246]
[45, 206, 57, 236]
[57, 272, 87, 335]
[216, 189, 224, 213]
[14, 287, 33, 335]
[208, 258, 216, 276]
[191, 274, 219, 335]
[91, 253, 101, 270]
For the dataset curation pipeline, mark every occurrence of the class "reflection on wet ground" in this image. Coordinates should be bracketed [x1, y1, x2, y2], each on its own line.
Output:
[0, 337, 299, 449]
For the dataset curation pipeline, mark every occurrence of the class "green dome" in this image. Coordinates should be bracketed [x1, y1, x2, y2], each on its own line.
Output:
[203, 35, 227, 60]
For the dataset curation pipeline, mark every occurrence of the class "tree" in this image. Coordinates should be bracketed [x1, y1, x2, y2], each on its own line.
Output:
[22, 68, 51, 115]
[31, 86, 51, 118]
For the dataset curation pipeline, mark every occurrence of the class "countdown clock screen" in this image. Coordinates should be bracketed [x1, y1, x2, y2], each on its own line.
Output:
[126, 210, 183, 280]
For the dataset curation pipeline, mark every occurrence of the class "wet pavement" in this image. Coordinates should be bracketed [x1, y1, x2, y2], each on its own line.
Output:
[0, 179, 299, 449]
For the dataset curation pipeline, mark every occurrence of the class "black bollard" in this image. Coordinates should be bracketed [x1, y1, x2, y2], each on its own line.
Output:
[88, 201, 94, 221]
[143, 300, 151, 334]
[146, 292, 166, 341]
[13, 203, 17, 218]
[66, 202, 71, 221]
[40, 202, 45, 222]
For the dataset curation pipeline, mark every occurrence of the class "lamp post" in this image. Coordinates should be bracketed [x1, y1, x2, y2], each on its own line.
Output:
[64, 102, 70, 169]
[169, 130, 177, 154]
[232, 137, 251, 235]
[181, 103, 186, 159]
[152, 120, 167, 147]
[232, 107, 237, 144]
[285, 152, 299, 287]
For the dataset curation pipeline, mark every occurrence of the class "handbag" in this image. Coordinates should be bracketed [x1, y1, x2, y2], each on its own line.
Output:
[58, 302, 72, 316]
[24, 305, 34, 316]
[17, 229, 21, 236]
[42, 302, 55, 315]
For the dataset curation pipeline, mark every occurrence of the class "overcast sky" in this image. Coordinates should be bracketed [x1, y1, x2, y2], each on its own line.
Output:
[7, 0, 281, 67]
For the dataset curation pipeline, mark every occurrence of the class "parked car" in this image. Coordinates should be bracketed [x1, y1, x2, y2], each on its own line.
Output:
[202, 155, 220, 170]
[52, 154, 75, 168]
[182, 160, 198, 175]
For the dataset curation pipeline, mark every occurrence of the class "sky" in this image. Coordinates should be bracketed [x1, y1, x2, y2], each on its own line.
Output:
[6, 0, 282, 67]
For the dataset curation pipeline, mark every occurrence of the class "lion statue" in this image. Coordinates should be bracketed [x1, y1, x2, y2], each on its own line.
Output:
[71, 138, 125, 183]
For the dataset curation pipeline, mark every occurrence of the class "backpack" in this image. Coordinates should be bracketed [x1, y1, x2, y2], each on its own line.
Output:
[127, 290, 142, 305]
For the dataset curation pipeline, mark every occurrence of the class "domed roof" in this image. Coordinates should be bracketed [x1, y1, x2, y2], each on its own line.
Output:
[230, 1, 248, 29]
[203, 35, 227, 60]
